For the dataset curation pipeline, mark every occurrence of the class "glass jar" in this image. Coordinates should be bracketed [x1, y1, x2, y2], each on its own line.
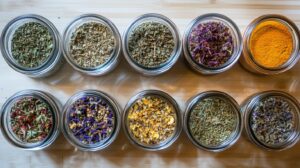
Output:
[242, 91, 300, 150]
[0, 90, 61, 150]
[240, 14, 300, 75]
[0, 14, 63, 78]
[184, 91, 242, 152]
[183, 13, 243, 74]
[61, 90, 121, 151]
[62, 14, 121, 76]
[123, 90, 182, 151]
[122, 13, 182, 76]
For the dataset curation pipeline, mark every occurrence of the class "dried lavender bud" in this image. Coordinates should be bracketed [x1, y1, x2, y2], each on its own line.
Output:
[127, 96, 176, 145]
[250, 96, 295, 146]
[189, 97, 237, 147]
[70, 22, 115, 68]
[189, 21, 234, 68]
[11, 22, 54, 68]
[128, 22, 175, 68]
[68, 96, 115, 144]
[10, 97, 53, 143]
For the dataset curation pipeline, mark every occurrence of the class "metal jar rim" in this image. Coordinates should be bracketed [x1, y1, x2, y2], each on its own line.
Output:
[61, 89, 121, 151]
[122, 13, 182, 76]
[242, 90, 300, 151]
[0, 90, 61, 150]
[184, 91, 242, 152]
[62, 14, 121, 76]
[0, 14, 63, 78]
[182, 13, 243, 75]
[122, 89, 182, 151]
[241, 14, 300, 75]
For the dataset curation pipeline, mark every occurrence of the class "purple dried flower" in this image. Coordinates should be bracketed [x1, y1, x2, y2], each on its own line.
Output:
[67, 95, 115, 144]
[189, 21, 234, 68]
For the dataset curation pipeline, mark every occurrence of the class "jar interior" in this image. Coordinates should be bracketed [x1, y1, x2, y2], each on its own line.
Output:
[4, 95, 55, 148]
[187, 95, 240, 150]
[125, 94, 178, 149]
[187, 16, 240, 70]
[4, 18, 56, 71]
[64, 92, 117, 149]
[125, 16, 178, 70]
[64, 17, 117, 71]
[248, 95, 299, 149]
[247, 18, 298, 70]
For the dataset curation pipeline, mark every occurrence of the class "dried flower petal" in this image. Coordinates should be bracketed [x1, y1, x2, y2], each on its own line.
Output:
[189, 21, 234, 68]
[67, 95, 115, 144]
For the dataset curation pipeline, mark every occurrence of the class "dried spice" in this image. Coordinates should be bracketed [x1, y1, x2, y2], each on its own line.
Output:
[11, 22, 54, 68]
[70, 22, 115, 68]
[10, 97, 53, 143]
[189, 97, 236, 147]
[68, 96, 115, 144]
[127, 96, 176, 145]
[250, 21, 293, 68]
[250, 96, 295, 145]
[189, 21, 234, 68]
[128, 22, 175, 68]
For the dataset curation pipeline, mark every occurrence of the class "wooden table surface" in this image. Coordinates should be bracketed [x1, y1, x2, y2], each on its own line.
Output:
[1, 0, 300, 167]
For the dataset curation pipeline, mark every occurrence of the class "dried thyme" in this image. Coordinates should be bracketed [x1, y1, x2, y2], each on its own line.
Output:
[70, 22, 115, 68]
[189, 97, 237, 147]
[189, 21, 233, 68]
[128, 22, 175, 68]
[11, 22, 54, 68]
[10, 97, 53, 143]
[250, 96, 295, 145]
[127, 96, 176, 145]
[68, 96, 115, 144]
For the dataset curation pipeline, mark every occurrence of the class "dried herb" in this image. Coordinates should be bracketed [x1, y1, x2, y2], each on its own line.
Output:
[127, 96, 176, 145]
[11, 22, 54, 68]
[189, 97, 236, 147]
[128, 22, 175, 68]
[10, 97, 53, 143]
[70, 22, 115, 68]
[68, 96, 115, 144]
[189, 21, 233, 68]
[250, 96, 295, 145]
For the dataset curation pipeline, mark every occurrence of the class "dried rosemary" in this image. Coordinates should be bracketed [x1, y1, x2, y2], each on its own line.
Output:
[11, 22, 54, 68]
[128, 22, 175, 68]
[70, 22, 115, 68]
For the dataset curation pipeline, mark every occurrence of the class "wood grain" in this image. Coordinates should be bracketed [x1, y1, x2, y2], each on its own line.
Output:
[0, 0, 300, 167]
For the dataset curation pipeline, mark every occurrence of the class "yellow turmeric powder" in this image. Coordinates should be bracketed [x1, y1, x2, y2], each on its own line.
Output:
[250, 20, 293, 68]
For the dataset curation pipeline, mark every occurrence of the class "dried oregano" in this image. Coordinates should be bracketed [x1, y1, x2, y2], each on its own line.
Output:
[11, 22, 54, 68]
[70, 22, 115, 68]
[189, 97, 237, 147]
[127, 96, 176, 145]
[250, 96, 295, 145]
[128, 22, 175, 68]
